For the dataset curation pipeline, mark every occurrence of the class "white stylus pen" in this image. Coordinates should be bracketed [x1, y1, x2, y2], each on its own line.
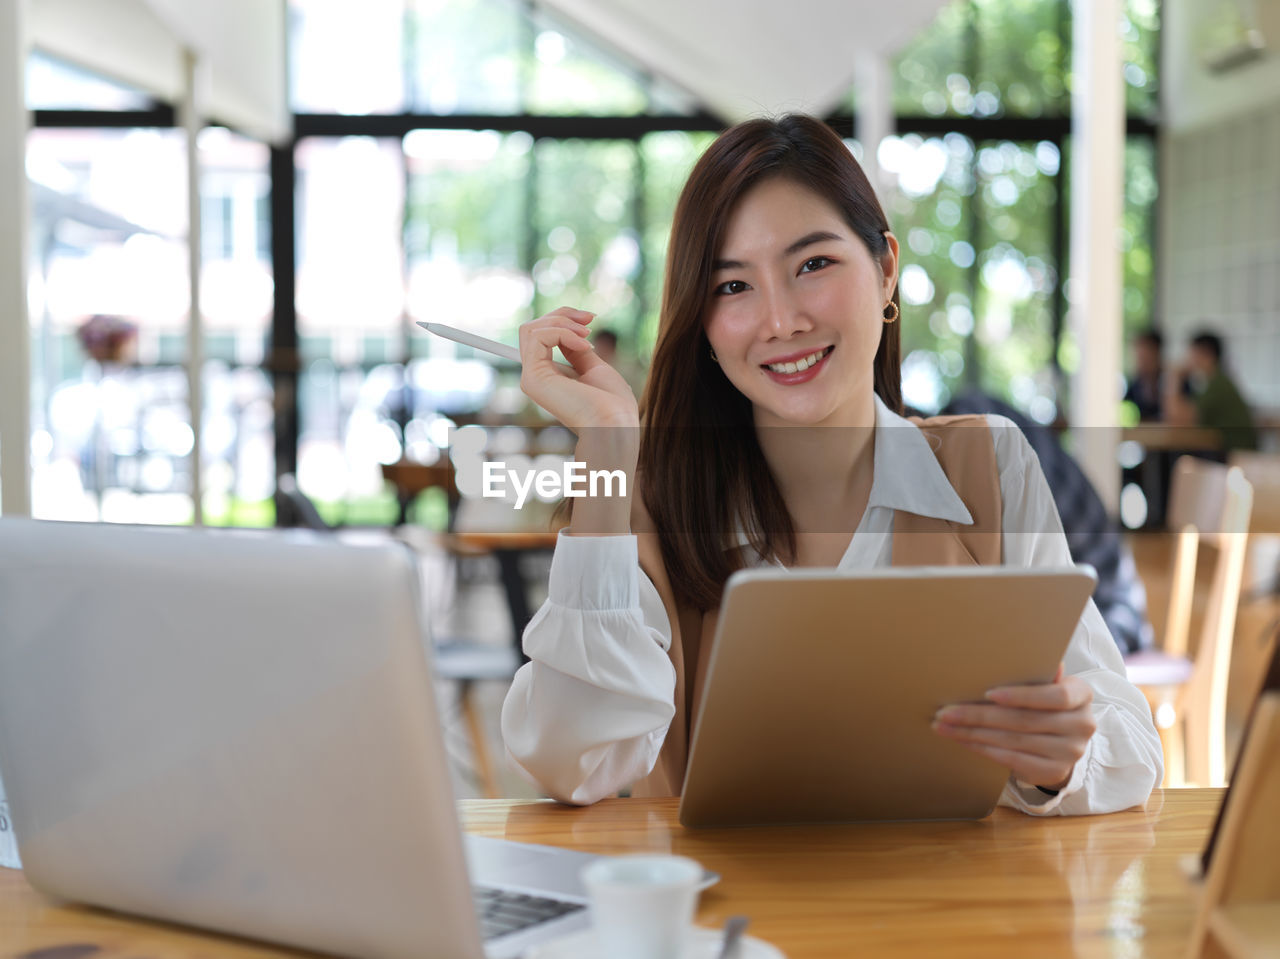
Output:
[417, 321, 575, 370]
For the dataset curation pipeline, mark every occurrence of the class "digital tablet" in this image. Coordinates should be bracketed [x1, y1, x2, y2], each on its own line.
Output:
[678, 565, 1098, 828]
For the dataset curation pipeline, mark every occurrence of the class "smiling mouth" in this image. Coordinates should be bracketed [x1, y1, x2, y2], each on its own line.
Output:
[761, 346, 833, 374]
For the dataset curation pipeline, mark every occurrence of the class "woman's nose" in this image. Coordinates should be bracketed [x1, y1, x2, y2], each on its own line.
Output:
[759, 284, 814, 339]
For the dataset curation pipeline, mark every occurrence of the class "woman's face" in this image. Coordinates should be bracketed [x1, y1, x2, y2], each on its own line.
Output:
[704, 177, 898, 429]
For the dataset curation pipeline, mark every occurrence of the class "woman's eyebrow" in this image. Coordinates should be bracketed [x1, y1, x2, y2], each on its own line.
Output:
[783, 229, 844, 256]
[712, 229, 846, 271]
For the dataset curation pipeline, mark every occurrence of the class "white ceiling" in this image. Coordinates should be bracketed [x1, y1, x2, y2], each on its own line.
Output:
[540, 0, 955, 121]
[29, 0, 289, 144]
[24, 0, 965, 137]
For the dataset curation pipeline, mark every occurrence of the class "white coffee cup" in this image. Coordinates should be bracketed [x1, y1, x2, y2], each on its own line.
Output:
[580, 854, 703, 959]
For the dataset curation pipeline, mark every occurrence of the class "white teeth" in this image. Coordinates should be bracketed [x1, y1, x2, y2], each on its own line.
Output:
[766, 347, 828, 374]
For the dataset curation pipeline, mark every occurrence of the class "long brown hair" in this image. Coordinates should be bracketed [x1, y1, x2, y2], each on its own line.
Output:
[638, 114, 902, 613]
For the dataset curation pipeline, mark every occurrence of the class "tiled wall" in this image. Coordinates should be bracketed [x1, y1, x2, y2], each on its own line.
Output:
[1161, 99, 1280, 409]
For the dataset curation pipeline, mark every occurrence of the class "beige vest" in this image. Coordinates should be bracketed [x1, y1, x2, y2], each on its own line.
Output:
[631, 414, 1002, 797]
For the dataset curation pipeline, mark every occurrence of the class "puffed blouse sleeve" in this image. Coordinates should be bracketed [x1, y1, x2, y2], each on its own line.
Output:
[500, 525, 682, 805]
[987, 416, 1164, 815]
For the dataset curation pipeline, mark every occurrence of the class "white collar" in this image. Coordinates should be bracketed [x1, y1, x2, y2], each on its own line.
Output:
[729, 395, 975, 551]
[866, 394, 974, 525]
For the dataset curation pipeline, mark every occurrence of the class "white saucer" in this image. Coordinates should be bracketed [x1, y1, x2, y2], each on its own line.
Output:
[525, 925, 786, 959]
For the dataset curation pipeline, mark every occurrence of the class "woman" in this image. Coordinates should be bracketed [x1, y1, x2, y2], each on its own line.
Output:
[500, 114, 1162, 814]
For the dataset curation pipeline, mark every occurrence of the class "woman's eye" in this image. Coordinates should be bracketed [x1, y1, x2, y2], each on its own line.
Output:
[714, 279, 749, 296]
[800, 256, 833, 274]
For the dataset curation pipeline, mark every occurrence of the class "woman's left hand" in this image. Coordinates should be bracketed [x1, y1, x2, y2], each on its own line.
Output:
[931, 664, 1096, 791]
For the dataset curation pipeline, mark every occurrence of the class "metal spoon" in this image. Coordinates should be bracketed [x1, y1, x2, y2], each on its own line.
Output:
[715, 915, 750, 959]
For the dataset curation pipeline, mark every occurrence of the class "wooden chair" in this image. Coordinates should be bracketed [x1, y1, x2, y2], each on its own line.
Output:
[1124, 457, 1254, 786]
[1225, 449, 1280, 733]
[1188, 691, 1280, 957]
[1228, 451, 1280, 536]
[393, 525, 522, 800]
[430, 639, 520, 799]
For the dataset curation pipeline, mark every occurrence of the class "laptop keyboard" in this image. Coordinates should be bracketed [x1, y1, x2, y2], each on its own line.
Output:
[473, 886, 586, 940]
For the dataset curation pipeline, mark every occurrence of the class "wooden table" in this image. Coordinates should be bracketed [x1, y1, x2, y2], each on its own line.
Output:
[381, 459, 459, 526]
[1121, 425, 1224, 453]
[0, 790, 1220, 958]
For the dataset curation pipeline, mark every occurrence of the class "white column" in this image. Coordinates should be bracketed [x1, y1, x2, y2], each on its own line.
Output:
[180, 48, 204, 525]
[1069, 0, 1125, 512]
[854, 54, 894, 201]
[0, 0, 23, 853]
[0, 0, 31, 517]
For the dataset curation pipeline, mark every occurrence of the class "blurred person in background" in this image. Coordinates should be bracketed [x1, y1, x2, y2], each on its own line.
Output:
[590, 328, 621, 367]
[1121, 327, 1177, 526]
[1165, 330, 1259, 455]
[590, 328, 646, 396]
[1124, 328, 1165, 422]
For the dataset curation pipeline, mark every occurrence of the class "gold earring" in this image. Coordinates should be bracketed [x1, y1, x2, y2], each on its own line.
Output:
[709, 346, 719, 362]
[882, 302, 899, 323]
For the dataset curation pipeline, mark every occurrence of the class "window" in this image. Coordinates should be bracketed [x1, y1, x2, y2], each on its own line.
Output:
[26, 51, 151, 110]
[28, 0, 1160, 523]
[883, 0, 1159, 419]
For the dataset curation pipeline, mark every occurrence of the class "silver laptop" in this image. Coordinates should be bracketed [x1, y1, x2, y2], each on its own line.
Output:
[0, 518, 595, 959]
[679, 565, 1097, 828]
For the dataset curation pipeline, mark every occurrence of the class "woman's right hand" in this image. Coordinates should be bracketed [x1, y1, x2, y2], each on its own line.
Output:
[518, 307, 639, 430]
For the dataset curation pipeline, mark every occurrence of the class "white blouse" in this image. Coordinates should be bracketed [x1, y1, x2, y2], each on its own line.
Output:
[500, 397, 1164, 814]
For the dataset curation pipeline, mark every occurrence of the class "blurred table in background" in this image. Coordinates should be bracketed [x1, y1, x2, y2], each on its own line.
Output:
[1122, 425, 1224, 453]
[381, 459, 459, 527]
[382, 458, 562, 654]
